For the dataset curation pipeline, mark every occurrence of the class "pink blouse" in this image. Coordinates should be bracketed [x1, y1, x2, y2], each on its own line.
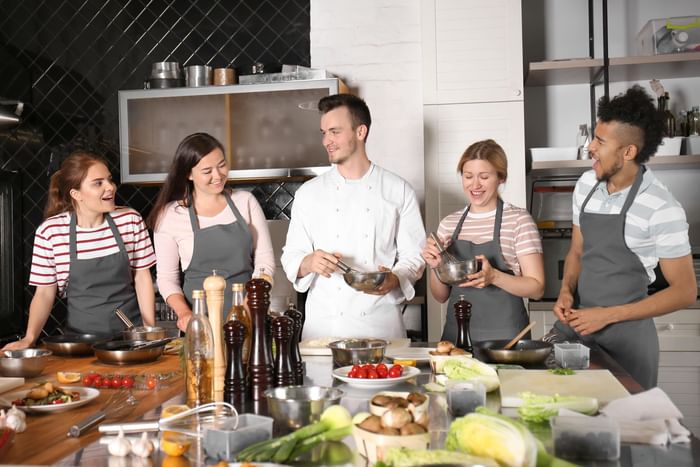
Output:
[153, 191, 275, 302]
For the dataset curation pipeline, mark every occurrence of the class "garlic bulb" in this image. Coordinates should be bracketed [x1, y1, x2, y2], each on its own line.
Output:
[131, 432, 154, 458]
[5, 412, 26, 433]
[108, 429, 131, 457]
[8, 405, 26, 421]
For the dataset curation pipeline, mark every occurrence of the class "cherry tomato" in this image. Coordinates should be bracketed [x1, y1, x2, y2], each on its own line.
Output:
[388, 366, 403, 378]
[146, 376, 158, 390]
[390, 364, 403, 374]
[362, 364, 374, 372]
[51, 399, 65, 404]
[121, 376, 135, 389]
[351, 364, 362, 374]
[110, 376, 123, 389]
[366, 369, 379, 379]
[11, 399, 24, 406]
[100, 379, 112, 389]
[92, 376, 102, 388]
[375, 363, 388, 378]
[354, 368, 367, 379]
[82, 375, 93, 387]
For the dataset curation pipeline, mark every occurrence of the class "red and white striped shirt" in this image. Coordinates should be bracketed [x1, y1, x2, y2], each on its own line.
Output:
[436, 202, 542, 276]
[29, 208, 156, 296]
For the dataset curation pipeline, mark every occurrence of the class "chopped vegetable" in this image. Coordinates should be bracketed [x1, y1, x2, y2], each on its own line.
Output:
[382, 447, 499, 466]
[442, 358, 500, 392]
[446, 407, 577, 467]
[517, 392, 598, 423]
[549, 368, 575, 375]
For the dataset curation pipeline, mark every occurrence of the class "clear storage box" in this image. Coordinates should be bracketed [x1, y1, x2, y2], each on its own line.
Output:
[203, 414, 274, 461]
[554, 343, 590, 369]
[636, 16, 700, 55]
[551, 415, 620, 461]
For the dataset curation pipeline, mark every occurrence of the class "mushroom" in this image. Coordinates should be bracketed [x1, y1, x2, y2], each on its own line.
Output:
[449, 347, 468, 355]
[381, 407, 413, 429]
[371, 395, 394, 407]
[406, 392, 427, 406]
[358, 415, 382, 433]
[377, 426, 400, 436]
[400, 422, 427, 436]
[436, 341, 455, 354]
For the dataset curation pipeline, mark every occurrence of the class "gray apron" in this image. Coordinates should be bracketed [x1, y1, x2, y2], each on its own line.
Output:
[65, 213, 141, 335]
[182, 194, 254, 319]
[441, 198, 529, 342]
[554, 166, 659, 389]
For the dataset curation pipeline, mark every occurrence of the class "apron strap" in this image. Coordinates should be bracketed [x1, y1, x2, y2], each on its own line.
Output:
[68, 212, 126, 260]
[104, 213, 128, 255]
[450, 204, 471, 244]
[449, 198, 504, 245]
[620, 165, 645, 215]
[187, 194, 200, 232]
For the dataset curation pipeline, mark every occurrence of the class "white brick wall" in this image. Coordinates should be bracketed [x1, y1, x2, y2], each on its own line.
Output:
[310, 0, 425, 202]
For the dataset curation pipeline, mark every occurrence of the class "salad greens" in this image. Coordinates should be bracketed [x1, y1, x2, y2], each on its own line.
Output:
[442, 358, 500, 391]
[517, 392, 598, 423]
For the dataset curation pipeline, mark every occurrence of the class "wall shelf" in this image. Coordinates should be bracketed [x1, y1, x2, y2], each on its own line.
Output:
[531, 154, 700, 176]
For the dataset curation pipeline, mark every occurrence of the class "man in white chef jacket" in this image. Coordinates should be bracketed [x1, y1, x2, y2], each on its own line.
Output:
[281, 93, 426, 339]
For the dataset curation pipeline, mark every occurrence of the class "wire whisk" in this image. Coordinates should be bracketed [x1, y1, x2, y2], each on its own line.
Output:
[429, 232, 460, 264]
[68, 390, 138, 437]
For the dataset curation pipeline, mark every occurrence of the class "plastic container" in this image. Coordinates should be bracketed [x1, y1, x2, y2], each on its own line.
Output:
[554, 343, 590, 369]
[203, 414, 274, 461]
[445, 380, 485, 417]
[530, 147, 578, 162]
[636, 16, 700, 55]
[551, 415, 620, 461]
[654, 136, 683, 156]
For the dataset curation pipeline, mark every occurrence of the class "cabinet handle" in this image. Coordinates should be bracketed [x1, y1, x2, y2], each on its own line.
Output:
[664, 323, 675, 331]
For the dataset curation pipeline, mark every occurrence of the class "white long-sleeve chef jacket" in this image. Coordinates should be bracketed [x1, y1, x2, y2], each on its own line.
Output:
[281, 163, 426, 340]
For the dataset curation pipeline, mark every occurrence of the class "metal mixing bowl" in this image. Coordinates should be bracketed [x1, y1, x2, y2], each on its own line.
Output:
[264, 386, 344, 430]
[476, 339, 552, 364]
[434, 259, 480, 285]
[343, 271, 387, 292]
[121, 326, 167, 341]
[327, 338, 387, 367]
[0, 348, 52, 377]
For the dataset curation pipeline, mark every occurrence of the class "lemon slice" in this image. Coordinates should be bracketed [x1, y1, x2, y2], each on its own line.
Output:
[56, 371, 81, 384]
[161, 404, 189, 419]
[160, 435, 192, 457]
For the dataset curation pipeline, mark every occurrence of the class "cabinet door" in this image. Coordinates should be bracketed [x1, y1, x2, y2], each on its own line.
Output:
[654, 307, 700, 352]
[424, 101, 525, 340]
[658, 351, 700, 436]
[422, 0, 524, 105]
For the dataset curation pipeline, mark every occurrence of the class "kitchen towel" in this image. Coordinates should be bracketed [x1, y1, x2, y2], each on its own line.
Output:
[599, 387, 691, 445]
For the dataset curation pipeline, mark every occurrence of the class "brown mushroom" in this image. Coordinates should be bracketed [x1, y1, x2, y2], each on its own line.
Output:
[371, 395, 394, 407]
[377, 427, 401, 436]
[400, 423, 427, 436]
[381, 407, 413, 429]
[406, 392, 427, 405]
[358, 415, 383, 433]
[449, 347, 468, 355]
[436, 340, 455, 354]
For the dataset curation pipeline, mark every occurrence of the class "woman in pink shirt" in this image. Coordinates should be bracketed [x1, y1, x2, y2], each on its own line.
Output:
[148, 133, 275, 331]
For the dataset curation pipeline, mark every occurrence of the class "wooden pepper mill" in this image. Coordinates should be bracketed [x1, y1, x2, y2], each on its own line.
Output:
[223, 320, 247, 405]
[246, 277, 274, 400]
[454, 294, 473, 353]
[284, 304, 304, 385]
[203, 270, 226, 402]
[272, 315, 295, 387]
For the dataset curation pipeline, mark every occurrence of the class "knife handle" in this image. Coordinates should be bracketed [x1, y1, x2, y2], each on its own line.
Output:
[67, 410, 106, 437]
[98, 420, 160, 434]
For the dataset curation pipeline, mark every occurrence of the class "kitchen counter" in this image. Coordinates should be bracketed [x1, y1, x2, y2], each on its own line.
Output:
[4, 347, 699, 466]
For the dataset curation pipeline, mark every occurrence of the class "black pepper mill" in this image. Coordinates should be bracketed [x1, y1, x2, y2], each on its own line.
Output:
[246, 278, 274, 400]
[454, 294, 472, 352]
[284, 304, 304, 385]
[272, 315, 296, 387]
[223, 320, 247, 405]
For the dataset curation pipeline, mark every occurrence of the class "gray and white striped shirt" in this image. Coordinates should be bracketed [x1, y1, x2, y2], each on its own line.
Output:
[572, 168, 690, 283]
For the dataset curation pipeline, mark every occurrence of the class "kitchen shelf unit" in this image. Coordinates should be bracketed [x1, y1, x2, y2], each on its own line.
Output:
[532, 154, 700, 175]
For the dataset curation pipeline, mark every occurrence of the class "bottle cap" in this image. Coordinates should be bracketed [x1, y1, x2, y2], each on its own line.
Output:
[192, 290, 205, 299]
[232, 283, 245, 291]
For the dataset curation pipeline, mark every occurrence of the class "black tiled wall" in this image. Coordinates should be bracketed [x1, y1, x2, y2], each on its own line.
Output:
[0, 0, 310, 335]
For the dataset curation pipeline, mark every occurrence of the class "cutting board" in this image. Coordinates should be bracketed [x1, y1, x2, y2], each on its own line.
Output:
[498, 369, 630, 408]
[300, 337, 411, 356]
[0, 377, 25, 395]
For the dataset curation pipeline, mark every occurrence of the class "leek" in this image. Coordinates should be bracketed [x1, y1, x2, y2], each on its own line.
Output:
[517, 392, 598, 423]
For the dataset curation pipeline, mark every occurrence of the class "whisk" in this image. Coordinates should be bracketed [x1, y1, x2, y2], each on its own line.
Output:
[68, 390, 138, 437]
[429, 232, 460, 263]
[98, 402, 238, 438]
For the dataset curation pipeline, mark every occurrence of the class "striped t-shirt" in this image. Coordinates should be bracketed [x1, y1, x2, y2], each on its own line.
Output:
[573, 168, 690, 283]
[30, 208, 156, 296]
[436, 202, 542, 276]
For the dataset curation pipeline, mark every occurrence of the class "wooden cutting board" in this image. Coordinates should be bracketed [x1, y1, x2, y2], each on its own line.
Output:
[498, 369, 630, 408]
[0, 377, 25, 395]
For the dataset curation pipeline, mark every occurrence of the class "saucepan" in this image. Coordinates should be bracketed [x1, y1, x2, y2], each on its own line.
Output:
[42, 333, 113, 357]
[115, 308, 167, 341]
[336, 260, 387, 292]
[92, 338, 173, 365]
[475, 339, 553, 365]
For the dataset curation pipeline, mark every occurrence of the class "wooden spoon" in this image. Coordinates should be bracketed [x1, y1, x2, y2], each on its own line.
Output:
[503, 321, 537, 350]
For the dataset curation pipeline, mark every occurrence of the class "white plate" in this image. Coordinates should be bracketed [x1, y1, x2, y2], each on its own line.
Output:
[332, 365, 421, 389]
[299, 337, 411, 356]
[1, 386, 99, 414]
[385, 347, 435, 362]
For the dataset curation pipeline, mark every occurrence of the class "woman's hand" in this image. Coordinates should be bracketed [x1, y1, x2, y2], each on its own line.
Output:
[421, 236, 444, 269]
[459, 255, 495, 288]
[177, 312, 192, 332]
[2, 337, 34, 351]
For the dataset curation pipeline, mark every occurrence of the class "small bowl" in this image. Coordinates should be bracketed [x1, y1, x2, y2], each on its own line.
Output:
[434, 259, 480, 285]
[352, 424, 430, 463]
[343, 271, 387, 292]
[264, 386, 344, 431]
[428, 353, 473, 374]
[327, 339, 387, 367]
[0, 349, 52, 377]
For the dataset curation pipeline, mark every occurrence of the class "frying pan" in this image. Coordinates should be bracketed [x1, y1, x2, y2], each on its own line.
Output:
[475, 339, 552, 365]
[92, 340, 166, 365]
[42, 333, 113, 357]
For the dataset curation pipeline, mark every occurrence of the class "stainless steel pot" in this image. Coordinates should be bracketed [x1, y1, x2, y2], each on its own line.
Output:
[121, 326, 167, 341]
[475, 339, 552, 364]
[92, 340, 165, 365]
[185, 65, 213, 87]
[42, 333, 112, 357]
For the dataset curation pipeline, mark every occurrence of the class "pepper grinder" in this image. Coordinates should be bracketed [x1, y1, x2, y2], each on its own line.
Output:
[223, 320, 247, 405]
[272, 315, 295, 387]
[203, 270, 226, 402]
[246, 277, 274, 400]
[454, 294, 472, 353]
[284, 303, 304, 385]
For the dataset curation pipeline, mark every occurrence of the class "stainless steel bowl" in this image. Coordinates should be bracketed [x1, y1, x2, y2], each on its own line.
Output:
[343, 271, 387, 292]
[122, 326, 167, 341]
[264, 386, 344, 430]
[476, 339, 552, 364]
[434, 259, 480, 285]
[327, 338, 387, 366]
[0, 349, 52, 377]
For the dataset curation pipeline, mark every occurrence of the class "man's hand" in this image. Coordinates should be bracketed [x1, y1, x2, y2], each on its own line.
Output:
[565, 307, 611, 335]
[177, 311, 192, 332]
[553, 289, 575, 322]
[299, 250, 341, 278]
[1, 336, 34, 351]
[364, 266, 399, 296]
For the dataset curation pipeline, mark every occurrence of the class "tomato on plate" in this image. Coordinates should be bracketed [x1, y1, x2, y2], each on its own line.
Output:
[388, 364, 403, 378]
[375, 363, 388, 378]
[366, 368, 379, 379]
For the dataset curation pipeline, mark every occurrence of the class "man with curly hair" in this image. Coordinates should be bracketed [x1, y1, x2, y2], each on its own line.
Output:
[552, 85, 697, 389]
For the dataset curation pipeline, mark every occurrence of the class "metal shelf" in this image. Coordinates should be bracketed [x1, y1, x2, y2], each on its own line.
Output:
[531, 154, 700, 177]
